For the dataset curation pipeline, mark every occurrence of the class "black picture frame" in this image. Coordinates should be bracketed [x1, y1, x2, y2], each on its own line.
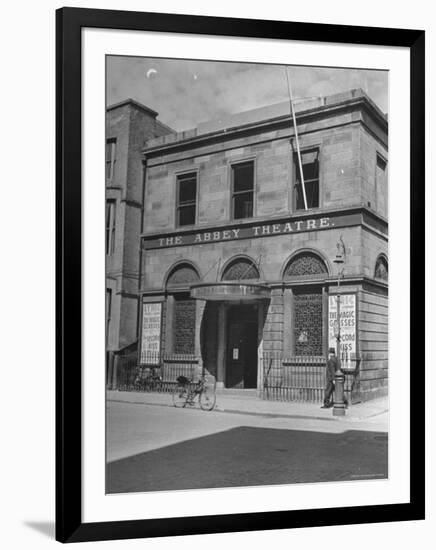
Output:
[56, 7, 425, 543]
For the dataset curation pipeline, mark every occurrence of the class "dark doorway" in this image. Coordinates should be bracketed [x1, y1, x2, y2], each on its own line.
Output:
[226, 305, 258, 388]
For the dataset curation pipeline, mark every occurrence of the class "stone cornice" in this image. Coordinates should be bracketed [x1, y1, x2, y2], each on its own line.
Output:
[142, 95, 387, 159]
[139, 276, 388, 297]
[141, 205, 388, 247]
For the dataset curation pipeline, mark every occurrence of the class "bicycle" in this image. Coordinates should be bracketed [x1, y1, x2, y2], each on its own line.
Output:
[133, 366, 163, 392]
[172, 375, 216, 411]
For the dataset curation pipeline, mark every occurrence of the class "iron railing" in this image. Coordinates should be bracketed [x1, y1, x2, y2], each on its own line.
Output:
[116, 352, 140, 391]
[261, 352, 360, 403]
[112, 350, 360, 402]
[115, 352, 200, 393]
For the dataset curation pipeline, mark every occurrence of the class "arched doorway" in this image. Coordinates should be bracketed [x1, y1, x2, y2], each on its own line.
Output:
[221, 257, 261, 389]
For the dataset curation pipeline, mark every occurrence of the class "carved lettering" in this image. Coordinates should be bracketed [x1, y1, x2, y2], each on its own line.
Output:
[295, 221, 303, 231]
[149, 214, 342, 250]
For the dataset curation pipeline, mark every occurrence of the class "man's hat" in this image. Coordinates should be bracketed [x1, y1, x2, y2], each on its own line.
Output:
[328, 347, 336, 354]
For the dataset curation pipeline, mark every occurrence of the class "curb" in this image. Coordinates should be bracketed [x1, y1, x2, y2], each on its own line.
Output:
[107, 397, 385, 423]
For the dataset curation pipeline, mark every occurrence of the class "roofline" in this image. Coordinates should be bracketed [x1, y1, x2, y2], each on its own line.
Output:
[142, 94, 388, 156]
[155, 119, 175, 134]
[106, 98, 158, 118]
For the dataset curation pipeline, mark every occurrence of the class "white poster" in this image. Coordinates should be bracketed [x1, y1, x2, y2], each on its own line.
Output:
[328, 294, 356, 358]
[140, 302, 162, 363]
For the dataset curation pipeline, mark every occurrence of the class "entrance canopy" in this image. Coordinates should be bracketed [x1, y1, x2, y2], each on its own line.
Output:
[190, 282, 270, 302]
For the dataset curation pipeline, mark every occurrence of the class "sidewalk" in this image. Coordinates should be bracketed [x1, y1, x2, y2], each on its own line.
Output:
[107, 389, 388, 423]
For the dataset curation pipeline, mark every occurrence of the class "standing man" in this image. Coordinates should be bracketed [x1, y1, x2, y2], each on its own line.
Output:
[321, 347, 337, 408]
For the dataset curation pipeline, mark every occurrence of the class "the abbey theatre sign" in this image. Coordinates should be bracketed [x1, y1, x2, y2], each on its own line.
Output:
[142, 211, 363, 250]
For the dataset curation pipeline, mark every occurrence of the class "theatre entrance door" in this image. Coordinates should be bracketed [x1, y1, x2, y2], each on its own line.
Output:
[225, 305, 258, 389]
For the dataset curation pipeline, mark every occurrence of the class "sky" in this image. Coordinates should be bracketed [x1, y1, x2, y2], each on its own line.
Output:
[107, 56, 388, 132]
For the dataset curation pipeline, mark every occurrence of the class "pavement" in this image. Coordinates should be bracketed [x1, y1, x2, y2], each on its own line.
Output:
[106, 388, 388, 424]
[106, 393, 389, 493]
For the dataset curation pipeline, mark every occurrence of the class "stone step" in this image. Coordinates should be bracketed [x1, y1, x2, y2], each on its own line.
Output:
[215, 388, 258, 398]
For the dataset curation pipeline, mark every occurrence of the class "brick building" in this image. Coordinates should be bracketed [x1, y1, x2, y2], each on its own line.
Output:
[110, 89, 389, 401]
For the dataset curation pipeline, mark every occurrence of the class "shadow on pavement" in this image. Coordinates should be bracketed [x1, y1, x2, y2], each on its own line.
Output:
[107, 426, 387, 494]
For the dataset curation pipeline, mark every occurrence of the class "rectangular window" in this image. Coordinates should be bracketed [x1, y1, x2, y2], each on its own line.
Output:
[294, 149, 319, 210]
[106, 138, 117, 180]
[106, 288, 112, 347]
[176, 172, 197, 227]
[376, 153, 387, 188]
[105, 200, 116, 255]
[231, 161, 254, 220]
[106, 288, 112, 321]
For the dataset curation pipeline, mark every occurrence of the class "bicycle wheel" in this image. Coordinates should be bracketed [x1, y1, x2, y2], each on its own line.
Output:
[199, 384, 216, 411]
[143, 376, 152, 392]
[152, 377, 163, 393]
[172, 384, 188, 408]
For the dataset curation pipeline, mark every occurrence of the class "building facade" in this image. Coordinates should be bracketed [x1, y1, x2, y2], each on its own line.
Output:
[110, 89, 389, 401]
[105, 99, 174, 361]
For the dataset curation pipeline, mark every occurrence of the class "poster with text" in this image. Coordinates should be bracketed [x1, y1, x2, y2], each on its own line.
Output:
[328, 294, 356, 360]
[140, 302, 162, 364]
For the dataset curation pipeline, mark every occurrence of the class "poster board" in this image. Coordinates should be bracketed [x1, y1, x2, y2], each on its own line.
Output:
[328, 294, 357, 361]
[140, 302, 162, 364]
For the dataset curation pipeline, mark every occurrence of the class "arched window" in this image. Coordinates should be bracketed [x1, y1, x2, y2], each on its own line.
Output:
[283, 252, 327, 356]
[284, 252, 328, 279]
[222, 258, 260, 281]
[165, 264, 200, 355]
[166, 263, 200, 287]
[374, 255, 388, 281]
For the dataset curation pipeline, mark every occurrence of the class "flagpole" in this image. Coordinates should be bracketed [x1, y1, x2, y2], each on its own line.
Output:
[284, 66, 308, 210]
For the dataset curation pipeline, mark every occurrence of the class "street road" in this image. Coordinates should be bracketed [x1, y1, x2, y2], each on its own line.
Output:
[106, 401, 388, 493]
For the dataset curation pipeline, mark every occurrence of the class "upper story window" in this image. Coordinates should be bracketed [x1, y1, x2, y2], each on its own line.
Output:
[105, 200, 116, 255]
[376, 153, 387, 189]
[106, 288, 112, 321]
[231, 161, 254, 220]
[106, 138, 117, 181]
[374, 255, 388, 281]
[294, 149, 319, 210]
[176, 172, 197, 227]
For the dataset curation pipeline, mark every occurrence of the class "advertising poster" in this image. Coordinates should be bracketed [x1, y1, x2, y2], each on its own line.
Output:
[328, 294, 356, 359]
[140, 302, 162, 364]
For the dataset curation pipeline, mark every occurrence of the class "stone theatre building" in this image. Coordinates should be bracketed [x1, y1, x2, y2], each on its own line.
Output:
[107, 89, 389, 401]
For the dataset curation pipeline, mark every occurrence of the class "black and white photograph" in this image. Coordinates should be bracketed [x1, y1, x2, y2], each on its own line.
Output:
[0, 0, 431, 547]
[105, 56, 389, 495]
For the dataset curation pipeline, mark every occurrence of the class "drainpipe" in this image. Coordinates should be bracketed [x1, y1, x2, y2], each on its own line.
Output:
[136, 155, 147, 366]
